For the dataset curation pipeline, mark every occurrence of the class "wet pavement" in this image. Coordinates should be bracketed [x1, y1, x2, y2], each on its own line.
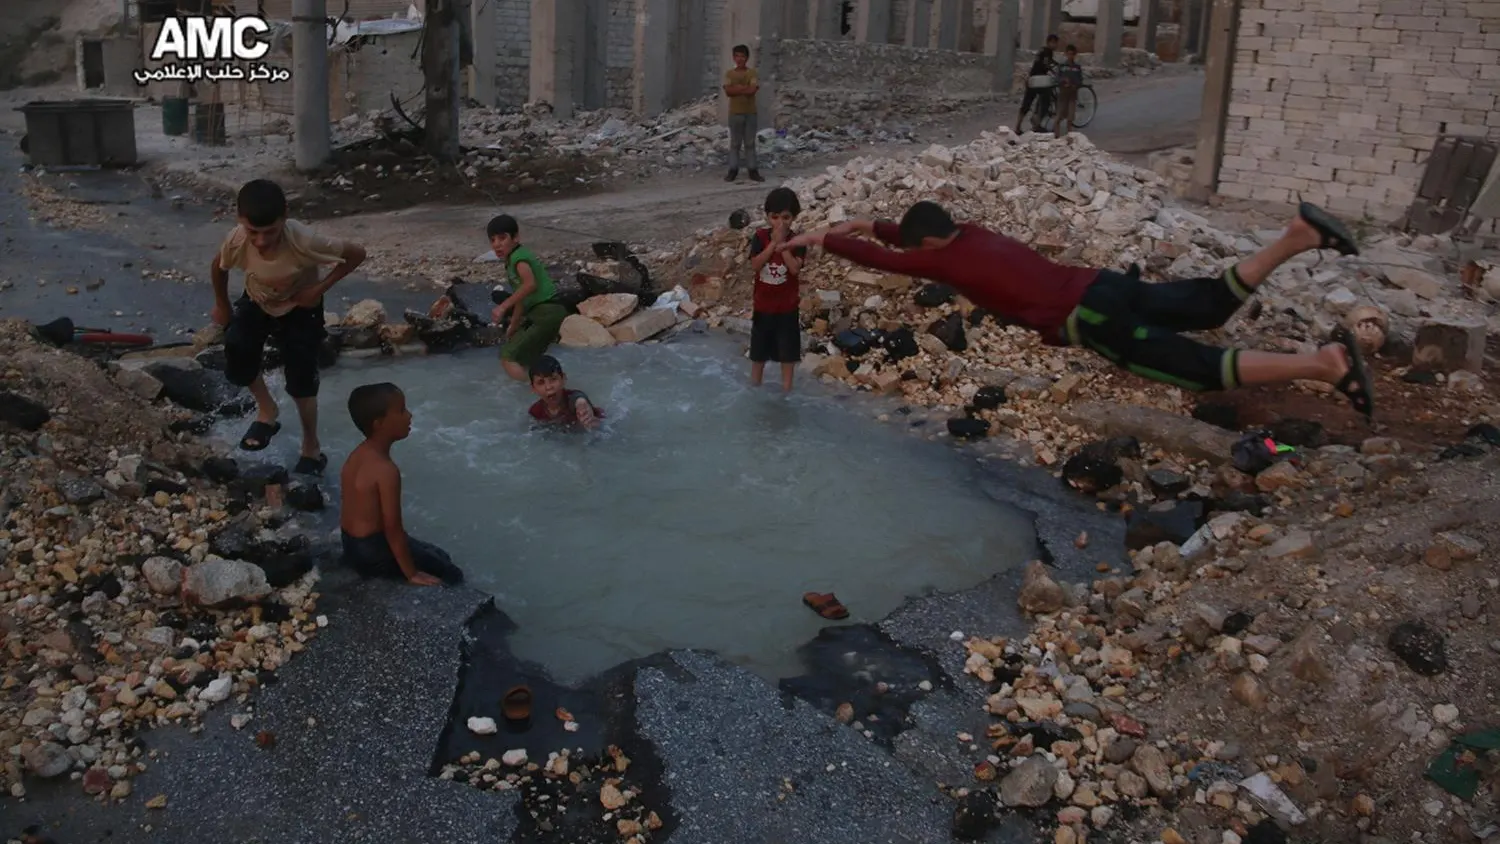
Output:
[0, 142, 1127, 844]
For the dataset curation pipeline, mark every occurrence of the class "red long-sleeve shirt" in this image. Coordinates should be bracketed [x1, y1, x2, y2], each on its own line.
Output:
[822, 222, 1100, 345]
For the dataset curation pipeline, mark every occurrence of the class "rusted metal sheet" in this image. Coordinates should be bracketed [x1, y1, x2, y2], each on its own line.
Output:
[1403, 135, 1500, 235]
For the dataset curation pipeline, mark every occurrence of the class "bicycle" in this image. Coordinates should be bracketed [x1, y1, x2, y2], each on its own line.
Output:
[30, 316, 157, 360]
[1035, 82, 1098, 133]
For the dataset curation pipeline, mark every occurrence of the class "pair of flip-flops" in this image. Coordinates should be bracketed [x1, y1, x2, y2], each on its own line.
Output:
[239, 420, 328, 475]
[1297, 202, 1375, 420]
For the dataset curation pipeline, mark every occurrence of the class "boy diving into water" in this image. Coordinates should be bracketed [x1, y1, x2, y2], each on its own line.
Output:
[785, 201, 1376, 418]
[340, 383, 465, 586]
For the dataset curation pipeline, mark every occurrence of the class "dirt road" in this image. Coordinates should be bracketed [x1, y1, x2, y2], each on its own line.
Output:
[2, 68, 1203, 304]
[296, 69, 1206, 272]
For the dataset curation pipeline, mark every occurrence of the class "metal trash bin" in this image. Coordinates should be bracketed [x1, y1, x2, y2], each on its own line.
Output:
[16, 98, 138, 168]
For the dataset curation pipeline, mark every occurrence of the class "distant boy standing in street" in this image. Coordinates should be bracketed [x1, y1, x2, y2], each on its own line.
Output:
[1016, 34, 1059, 133]
[723, 44, 765, 184]
[748, 187, 809, 392]
[487, 214, 568, 383]
[1054, 44, 1084, 138]
[211, 178, 366, 475]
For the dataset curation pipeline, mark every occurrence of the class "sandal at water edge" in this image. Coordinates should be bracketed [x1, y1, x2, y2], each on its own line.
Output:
[293, 453, 329, 476]
[239, 420, 282, 452]
[1298, 202, 1361, 256]
[802, 592, 851, 621]
[1331, 326, 1375, 421]
[502, 686, 533, 722]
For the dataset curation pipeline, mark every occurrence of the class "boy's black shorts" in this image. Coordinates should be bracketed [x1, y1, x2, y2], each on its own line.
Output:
[749, 310, 801, 363]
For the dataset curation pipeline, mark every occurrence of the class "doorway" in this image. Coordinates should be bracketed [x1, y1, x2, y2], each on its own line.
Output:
[81, 39, 105, 89]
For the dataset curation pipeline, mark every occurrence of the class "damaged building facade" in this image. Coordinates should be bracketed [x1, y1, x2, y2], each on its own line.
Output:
[472, 0, 1189, 129]
[1194, 0, 1500, 226]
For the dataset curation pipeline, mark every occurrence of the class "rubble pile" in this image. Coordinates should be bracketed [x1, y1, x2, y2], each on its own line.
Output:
[0, 320, 327, 801]
[660, 127, 1498, 463]
[328, 95, 918, 182]
[442, 741, 667, 843]
[940, 425, 1500, 841]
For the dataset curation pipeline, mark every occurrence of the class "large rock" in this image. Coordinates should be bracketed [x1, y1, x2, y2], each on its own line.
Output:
[182, 558, 272, 607]
[113, 366, 164, 401]
[558, 315, 617, 348]
[999, 754, 1059, 807]
[608, 307, 678, 343]
[0, 391, 50, 431]
[1018, 561, 1067, 615]
[142, 556, 184, 595]
[1060, 402, 1239, 464]
[145, 363, 245, 414]
[1412, 318, 1485, 373]
[1384, 266, 1445, 300]
[576, 293, 640, 327]
[342, 299, 386, 327]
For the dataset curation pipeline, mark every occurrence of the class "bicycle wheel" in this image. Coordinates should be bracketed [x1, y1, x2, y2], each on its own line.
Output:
[1073, 86, 1098, 129]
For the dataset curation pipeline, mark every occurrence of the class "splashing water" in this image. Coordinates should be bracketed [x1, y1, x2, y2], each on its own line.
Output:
[215, 334, 1037, 683]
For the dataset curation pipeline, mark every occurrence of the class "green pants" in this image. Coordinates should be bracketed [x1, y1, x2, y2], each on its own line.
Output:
[499, 300, 569, 366]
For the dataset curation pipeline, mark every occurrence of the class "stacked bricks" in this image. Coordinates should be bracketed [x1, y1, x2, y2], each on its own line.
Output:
[493, 0, 532, 109]
[607, 0, 638, 109]
[1216, 0, 1500, 222]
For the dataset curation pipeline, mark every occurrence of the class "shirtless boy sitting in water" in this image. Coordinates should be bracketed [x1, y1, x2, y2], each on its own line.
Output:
[339, 383, 464, 586]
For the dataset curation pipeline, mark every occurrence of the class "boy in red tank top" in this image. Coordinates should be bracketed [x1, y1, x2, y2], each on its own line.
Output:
[748, 187, 809, 393]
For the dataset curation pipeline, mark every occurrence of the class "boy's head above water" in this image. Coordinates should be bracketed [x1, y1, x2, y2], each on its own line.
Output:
[898, 201, 959, 250]
[764, 186, 801, 227]
[348, 382, 412, 441]
[529, 354, 567, 400]
[487, 214, 520, 259]
[237, 179, 288, 253]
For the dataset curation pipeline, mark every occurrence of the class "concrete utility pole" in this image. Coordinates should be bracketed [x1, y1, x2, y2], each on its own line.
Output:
[422, 0, 461, 162]
[292, 0, 331, 171]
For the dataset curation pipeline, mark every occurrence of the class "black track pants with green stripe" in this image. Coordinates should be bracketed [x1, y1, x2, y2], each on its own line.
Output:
[1062, 266, 1254, 392]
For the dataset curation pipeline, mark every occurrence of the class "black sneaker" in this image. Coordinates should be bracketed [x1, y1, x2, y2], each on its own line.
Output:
[725, 168, 738, 182]
[748, 169, 765, 183]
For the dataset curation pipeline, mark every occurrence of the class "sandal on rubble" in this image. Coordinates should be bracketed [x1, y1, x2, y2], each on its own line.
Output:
[1298, 202, 1361, 256]
[293, 453, 329, 476]
[802, 592, 851, 621]
[239, 420, 282, 452]
[502, 685, 533, 722]
[1331, 326, 1375, 421]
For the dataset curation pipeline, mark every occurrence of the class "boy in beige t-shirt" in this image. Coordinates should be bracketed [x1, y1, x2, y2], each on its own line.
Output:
[210, 179, 366, 475]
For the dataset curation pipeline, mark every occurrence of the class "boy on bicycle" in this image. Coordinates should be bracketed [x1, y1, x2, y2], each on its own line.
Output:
[1016, 34, 1058, 134]
[1054, 44, 1084, 138]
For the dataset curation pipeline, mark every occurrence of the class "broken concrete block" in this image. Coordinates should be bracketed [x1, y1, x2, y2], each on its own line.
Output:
[1412, 318, 1485, 373]
[576, 293, 639, 327]
[608, 307, 678, 343]
[689, 274, 723, 304]
[1384, 267, 1446, 300]
[558, 315, 616, 348]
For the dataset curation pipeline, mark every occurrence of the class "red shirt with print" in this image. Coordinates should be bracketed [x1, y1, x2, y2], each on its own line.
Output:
[749, 227, 807, 315]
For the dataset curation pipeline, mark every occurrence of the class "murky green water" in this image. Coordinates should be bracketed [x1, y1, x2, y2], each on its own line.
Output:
[214, 334, 1037, 684]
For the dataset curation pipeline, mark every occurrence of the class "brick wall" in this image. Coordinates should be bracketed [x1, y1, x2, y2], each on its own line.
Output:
[702, 0, 728, 95]
[604, 0, 635, 109]
[1216, 0, 1500, 222]
[776, 38, 996, 128]
[492, 0, 530, 109]
[890, 0, 912, 42]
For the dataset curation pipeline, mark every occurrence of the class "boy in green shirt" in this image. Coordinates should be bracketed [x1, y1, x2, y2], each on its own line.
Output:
[487, 214, 569, 382]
